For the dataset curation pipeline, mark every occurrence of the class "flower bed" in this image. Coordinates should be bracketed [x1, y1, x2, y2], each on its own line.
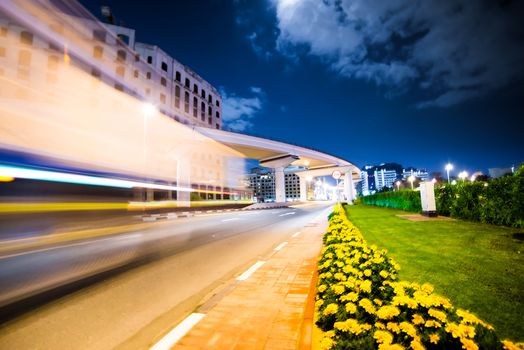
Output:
[315, 206, 522, 350]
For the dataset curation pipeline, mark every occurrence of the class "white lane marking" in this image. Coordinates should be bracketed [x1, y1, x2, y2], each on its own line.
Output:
[292, 231, 301, 238]
[278, 212, 296, 217]
[236, 261, 265, 281]
[149, 313, 206, 350]
[0, 234, 142, 260]
[274, 242, 288, 251]
[221, 218, 241, 222]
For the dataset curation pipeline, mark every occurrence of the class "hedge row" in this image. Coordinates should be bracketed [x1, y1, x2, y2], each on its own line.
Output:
[315, 206, 522, 350]
[359, 165, 524, 227]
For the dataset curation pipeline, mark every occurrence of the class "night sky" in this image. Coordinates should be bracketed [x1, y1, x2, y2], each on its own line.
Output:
[79, 0, 524, 175]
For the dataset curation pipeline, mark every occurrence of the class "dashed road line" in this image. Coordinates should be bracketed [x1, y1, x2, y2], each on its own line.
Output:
[236, 261, 265, 281]
[292, 231, 301, 238]
[274, 242, 288, 251]
[278, 212, 296, 217]
[149, 313, 206, 350]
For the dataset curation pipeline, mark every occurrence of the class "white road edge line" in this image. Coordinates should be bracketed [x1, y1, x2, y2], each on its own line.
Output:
[149, 313, 206, 350]
[236, 261, 265, 281]
[278, 212, 296, 217]
[292, 231, 301, 238]
[274, 242, 288, 251]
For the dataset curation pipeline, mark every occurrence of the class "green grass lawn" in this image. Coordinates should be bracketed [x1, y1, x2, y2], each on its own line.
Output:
[344, 204, 524, 341]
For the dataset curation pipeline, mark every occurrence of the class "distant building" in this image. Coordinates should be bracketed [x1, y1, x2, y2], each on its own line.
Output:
[402, 168, 429, 181]
[246, 167, 301, 202]
[488, 167, 514, 178]
[374, 169, 397, 191]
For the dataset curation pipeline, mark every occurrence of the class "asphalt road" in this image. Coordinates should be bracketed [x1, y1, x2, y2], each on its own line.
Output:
[0, 202, 332, 350]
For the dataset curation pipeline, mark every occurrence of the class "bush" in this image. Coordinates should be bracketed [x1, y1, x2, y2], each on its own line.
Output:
[314, 205, 523, 350]
[360, 164, 524, 228]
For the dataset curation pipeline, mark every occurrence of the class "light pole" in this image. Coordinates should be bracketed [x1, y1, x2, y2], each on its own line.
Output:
[395, 180, 401, 191]
[141, 102, 156, 202]
[445, 163, 453, 183]
[408, 175, 415, 190]
[458, 171, 468, 181]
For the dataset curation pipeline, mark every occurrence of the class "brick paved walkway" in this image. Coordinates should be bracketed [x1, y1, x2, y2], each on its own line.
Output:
[170, 208, 330, 350]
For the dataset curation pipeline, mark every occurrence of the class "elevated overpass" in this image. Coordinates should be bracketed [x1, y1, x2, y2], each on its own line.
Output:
[195, 127, 360, 203]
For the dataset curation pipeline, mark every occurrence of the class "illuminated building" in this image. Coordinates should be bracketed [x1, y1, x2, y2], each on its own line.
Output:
[246, 168, 301, 202]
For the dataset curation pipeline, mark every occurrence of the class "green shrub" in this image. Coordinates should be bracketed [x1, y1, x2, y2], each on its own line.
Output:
[360, 190, 421, 212]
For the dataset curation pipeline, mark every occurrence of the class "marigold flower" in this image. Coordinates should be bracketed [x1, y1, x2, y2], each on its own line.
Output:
[410, 340, 425, 350]
[364, 269, 372, 277]
[332, 284, 345, 295]
[380, 270, 389, 279]
[412, 314, 425, 325]
[374, 330, 394, 344]
[460, 338, 479, 350]
[502, 340, 524, 350]
[428, 308, 447, 322]
[399, 321, 417, 338]
[345, 302, 357, 314]
[318, 284, 327, 293]
[323, 303, 338, 316]
[320, 336, 335, 350]
[359, 298, 376, 314]
[429, 333, 440, 344]
[376, 305, 400, 320]
[387, 322, 401, 334]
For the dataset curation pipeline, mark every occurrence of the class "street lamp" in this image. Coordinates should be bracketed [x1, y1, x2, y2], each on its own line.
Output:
[395, 180, 401, 191]
[458, 171, 468, 181]
[445, 163, 453, 183]
[408, 175, 415, 190]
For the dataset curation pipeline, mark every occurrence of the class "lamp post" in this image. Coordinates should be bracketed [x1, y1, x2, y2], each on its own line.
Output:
[458, 171, 468, 181]
[396, 180, 401, 191]
[408, 175, 415, 190]
[445, 163, 453, 183]
[141, 102, 156, 202]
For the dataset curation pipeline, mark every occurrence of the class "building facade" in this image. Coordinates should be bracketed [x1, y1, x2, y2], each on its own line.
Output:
[247, 168, 301, 202]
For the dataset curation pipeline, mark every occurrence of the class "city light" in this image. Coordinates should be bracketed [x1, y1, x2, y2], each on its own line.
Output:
[431, 178, 437, 184]
[408, 175, 415, 190]
[141, 102, 157, 117]
[458, 171, 469, 180]
[445, 163, 453, 183]
[395, 180, 401, 191]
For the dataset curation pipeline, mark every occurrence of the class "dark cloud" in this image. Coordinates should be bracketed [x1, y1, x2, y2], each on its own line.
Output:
[265, 0, 524, 107]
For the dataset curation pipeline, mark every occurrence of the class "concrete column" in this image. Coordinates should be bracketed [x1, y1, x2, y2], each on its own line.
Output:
[146, 188, 154, 201]
[345, 172, 355, 205]
[275, 167, 286, 203]
[299, 175, 307, 202]
[176, 158, 191, 207]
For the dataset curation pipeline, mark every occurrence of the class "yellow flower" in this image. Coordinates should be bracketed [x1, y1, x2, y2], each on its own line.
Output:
[374, 330, 393, 344]
[334, 318, 368, 335]
[376, 305, 401, 320]
[380, 270, 389, 279]
[412, 314, 425, 325]
[323, 303, 338, 316]
[359, 298, 376, 314]
[399, 322, 417, 338]
[320, 336, 336, 350]
[502, 340, 524, 350]
[375, 322, 386, 329]
[387, 322, 401, 334]
[315, 299, 324, 308]
[378, 344, 405, 350]
[424, 320, 442, 328]
[410, 340, 426, 350]
[374, 298, 383, 306]
[318, 285, 327, 293]
[341, 292, 358, 302]
[364, 269, 372, 277]
[460, 338, 479, 350]
[360, 279, 372, 293]
[428, 308, 447, 322]
[332, 284, 345, 295]
[345, 302, 357, 314]
[429, 333, 440, 344]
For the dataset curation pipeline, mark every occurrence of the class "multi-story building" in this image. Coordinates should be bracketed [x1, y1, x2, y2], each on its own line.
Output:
[402, 168, 429, 181]
[247, 168, 301, 202]
[374, 168, 398, 191]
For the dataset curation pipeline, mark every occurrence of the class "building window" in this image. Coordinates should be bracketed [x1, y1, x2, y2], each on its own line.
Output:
[49, 42, 60, 51]
[20, 31, 33, 45]
[184, 91, 189, 113]
[216, 100, 220, 107]
[208, 117, 212, 125]
[161, 77, 167, 87]
[208, 95, 212, 104]
[161, 61, 168, 72]
[160, 93, 166, 104]
[93, 29, 106, 42]
[48, 55, 59, 70]
[91, 68, 101, 78]
[193, 96, 198, 117]
[117, 34, 129, 45]
[216, 123, 219, 129]
[147, 56, 153, 64]
[116, 49, 126, 63]
[208, 106, 212, 116]
[175, 86, 180, 108]
[116, 66, 125, 77]
[93, 46, 103, 59]
[133, 69, 139, 78]
[0, 47, 5, 58]
[18, 50, 31, 66]
[215, 111, 220, 119]
[175, 71, 181, 82]
[201, 90, 206, 99]
[185, 78, 190, 88]
[193, 84, 198, 94]
[201, 102, 205, 121]
[114, 83, 124, 91]
[146, 71, 151, 79]
[134, 54, 140, 62]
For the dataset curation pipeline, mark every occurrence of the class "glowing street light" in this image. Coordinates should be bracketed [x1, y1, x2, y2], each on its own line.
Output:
[431, 178, 437, 184]
[395, 180, 401, 191]
[458, 171, 468, 181]
[408, 175, 415, 190]
[445, 163, 453, 183]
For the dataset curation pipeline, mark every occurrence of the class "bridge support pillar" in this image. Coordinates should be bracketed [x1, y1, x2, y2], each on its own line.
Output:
[275, 167, 286, 203]
[344, 171, 355, 205]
